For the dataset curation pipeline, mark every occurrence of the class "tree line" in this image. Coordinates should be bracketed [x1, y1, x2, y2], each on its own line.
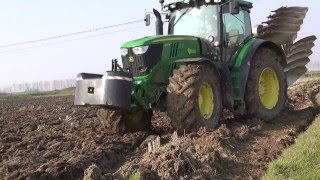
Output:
[0, 79, 76, 94]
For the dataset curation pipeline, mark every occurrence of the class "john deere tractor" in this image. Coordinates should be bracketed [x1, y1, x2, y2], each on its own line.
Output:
[75, 0, 316, 133]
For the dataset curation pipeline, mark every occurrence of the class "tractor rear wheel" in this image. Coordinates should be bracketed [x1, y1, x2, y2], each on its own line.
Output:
[244, 48, 287, 121]
[97, 108, 152, 134]
[167, 63, 222, 132]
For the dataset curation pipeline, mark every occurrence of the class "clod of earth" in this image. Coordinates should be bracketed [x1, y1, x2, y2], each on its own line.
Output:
[0, 78, 319, 179]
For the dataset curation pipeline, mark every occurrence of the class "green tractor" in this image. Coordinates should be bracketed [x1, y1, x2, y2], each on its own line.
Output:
[75, 0, 316, 133]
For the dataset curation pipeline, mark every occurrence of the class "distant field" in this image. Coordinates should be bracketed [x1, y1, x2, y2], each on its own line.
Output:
[0, 87, 75, 100]
[263, 116, 320, 179]
[305, 71, 320, 78]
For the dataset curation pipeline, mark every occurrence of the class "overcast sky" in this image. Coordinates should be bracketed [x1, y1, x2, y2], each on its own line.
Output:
[0, 0, 319, 88]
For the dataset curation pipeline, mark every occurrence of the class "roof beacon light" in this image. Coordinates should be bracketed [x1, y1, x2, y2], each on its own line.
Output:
[170, 4, 177, 9]
[214, 0, 222, 3]
[205, 0, 211, 3]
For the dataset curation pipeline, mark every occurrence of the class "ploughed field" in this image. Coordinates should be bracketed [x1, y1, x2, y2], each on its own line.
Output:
[1, 78, 320, 179]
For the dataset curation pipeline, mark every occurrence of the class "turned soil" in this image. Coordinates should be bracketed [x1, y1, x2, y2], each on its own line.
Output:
[0, 78, 319, 179]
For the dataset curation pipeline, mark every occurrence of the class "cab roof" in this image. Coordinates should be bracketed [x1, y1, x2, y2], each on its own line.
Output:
[164, 0, 253, 11]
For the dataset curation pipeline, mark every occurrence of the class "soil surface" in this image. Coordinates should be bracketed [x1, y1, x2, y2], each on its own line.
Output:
[0, 78, 320, 180]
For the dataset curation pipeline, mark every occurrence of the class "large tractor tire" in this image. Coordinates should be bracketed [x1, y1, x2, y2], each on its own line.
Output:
[244, 47, 287, 121]
[97, 108, 152, 134]
[167, 63, 223, 132]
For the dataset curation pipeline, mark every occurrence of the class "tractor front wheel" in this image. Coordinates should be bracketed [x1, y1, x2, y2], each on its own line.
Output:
[167, 63, 223, 132]
[244, 47, 287, 121]
[97, 108, 152, 134]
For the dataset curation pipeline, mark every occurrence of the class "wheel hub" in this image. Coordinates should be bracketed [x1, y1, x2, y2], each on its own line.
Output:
[198, 82, 214, 119]
[259, 67, 280, 109]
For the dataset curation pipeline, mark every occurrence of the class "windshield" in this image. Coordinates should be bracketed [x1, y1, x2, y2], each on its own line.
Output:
[170, 5, 219, 39]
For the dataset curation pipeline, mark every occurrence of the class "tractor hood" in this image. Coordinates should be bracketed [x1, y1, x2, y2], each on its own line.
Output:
[121, 35, 198, 48]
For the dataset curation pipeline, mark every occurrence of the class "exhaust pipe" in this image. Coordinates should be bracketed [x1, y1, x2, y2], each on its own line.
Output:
[153, 9, 163, 35]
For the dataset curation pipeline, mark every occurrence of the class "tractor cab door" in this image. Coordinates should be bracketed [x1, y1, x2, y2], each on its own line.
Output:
[221, 5, 252, 63]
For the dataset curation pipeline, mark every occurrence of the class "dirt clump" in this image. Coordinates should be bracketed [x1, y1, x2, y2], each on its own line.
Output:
[117, 129, 223, 179]
[288, 78, 320, 110]
[83, 164, 102, 180]
[0, 96, 149, 179]
[0, 78, 319, 179]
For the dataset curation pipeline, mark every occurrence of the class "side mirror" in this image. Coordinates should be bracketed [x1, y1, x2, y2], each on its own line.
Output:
[208, 36, 215, 43]
[144, 14, 151, 26]
[229, 0, 240, 14]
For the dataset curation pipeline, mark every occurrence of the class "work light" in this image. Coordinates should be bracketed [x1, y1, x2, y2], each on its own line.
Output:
[132, 46, 149, 55]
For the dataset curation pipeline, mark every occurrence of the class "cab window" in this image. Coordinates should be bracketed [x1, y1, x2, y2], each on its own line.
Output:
[222, 6, 252, 62]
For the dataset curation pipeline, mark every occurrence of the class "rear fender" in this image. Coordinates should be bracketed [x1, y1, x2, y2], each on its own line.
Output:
[174, 58, 221, 78]
[231, 39, 286, 101]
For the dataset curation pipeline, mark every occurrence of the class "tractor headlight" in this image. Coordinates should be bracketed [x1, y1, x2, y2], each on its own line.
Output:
[121, 48, 128, 56]
[132, 46, 149, 55]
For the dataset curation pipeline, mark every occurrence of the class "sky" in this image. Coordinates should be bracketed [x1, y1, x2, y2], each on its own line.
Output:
[0, 0, 319, 88]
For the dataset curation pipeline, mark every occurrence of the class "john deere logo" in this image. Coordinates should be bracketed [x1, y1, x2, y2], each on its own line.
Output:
[129, 56, 135, 63]
[187, 48, 197, 54]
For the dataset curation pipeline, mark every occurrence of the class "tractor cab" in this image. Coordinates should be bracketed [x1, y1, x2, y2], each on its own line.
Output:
[145, 0, 253, 63]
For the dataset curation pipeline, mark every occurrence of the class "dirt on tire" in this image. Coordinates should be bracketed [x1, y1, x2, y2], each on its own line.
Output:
[244, 47, 287, 120]
[167, 63, 222, 132]
[0, 78, 319, 179]
[97, 109, 125, 134]
[98, 109, 152, 134]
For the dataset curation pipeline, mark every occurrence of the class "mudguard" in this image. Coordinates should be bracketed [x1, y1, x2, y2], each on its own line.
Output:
[230, 38, 286, 101]
[174, 57, 222, 78]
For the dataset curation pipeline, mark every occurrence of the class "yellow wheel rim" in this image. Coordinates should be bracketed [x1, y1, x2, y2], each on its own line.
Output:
[198, 82, 214, 119]
[259, 67, 280, 109]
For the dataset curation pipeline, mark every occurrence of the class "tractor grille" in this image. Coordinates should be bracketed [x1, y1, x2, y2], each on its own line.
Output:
[122, 44, 163, 76]
[169, 43, 179, 58]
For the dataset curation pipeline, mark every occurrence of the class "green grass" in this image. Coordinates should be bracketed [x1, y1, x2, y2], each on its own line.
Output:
[263, 116, 320, 180]
[50, 87, 75, 96]
[129, 170, 141, 180]
[0, 87, 75, 100]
